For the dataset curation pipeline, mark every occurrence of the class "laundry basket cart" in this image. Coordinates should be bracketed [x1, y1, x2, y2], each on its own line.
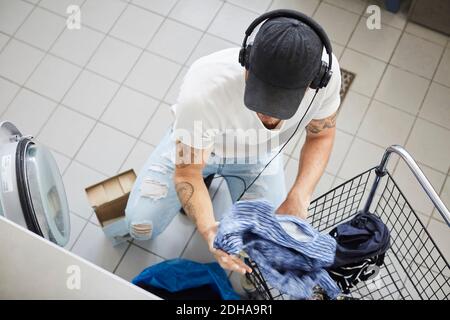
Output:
[244, 145, 450, 300]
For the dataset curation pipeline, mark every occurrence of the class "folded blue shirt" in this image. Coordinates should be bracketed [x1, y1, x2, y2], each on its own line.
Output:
[213, 199, 340, 299]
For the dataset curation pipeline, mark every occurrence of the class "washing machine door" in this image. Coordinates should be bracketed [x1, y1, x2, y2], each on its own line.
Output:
[18, 141, 70, 247]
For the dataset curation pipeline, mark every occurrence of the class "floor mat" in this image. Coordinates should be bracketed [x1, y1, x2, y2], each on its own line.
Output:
[340, 68, 356, 102]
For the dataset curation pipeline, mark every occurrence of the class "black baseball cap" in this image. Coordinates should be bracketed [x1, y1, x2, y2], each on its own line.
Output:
[244, 17, 323, 120]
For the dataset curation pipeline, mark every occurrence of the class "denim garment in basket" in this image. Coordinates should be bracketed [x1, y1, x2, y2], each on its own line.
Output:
[213, 199, 340, 299]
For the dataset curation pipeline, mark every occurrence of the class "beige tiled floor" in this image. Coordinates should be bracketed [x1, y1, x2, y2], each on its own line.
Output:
[0, 0, 448, 297]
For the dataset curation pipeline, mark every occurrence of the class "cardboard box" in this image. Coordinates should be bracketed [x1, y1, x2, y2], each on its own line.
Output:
[85, 169, 136, 245]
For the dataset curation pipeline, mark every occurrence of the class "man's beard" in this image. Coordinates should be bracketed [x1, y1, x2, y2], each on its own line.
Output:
[257, 113, 281, 129]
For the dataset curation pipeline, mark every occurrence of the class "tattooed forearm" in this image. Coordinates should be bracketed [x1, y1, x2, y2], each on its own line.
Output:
[306, 111, 337, 134]
[174, 141, 215, 233]
[175, 181, 196, 220]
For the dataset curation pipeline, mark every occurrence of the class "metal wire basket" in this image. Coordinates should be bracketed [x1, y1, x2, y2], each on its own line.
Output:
[244, 145, 450, 300]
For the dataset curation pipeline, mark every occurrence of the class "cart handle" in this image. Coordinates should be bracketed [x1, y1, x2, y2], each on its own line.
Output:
[376, 145, 450, 226]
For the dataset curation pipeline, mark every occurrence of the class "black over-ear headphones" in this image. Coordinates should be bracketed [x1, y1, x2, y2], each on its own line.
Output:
[239, 9, 333, 90]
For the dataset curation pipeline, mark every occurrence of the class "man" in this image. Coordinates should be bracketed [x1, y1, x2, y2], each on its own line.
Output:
[125, 15, 341, 276]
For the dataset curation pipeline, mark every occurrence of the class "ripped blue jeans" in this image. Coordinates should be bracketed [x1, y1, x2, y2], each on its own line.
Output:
[125, 129, 287, 240]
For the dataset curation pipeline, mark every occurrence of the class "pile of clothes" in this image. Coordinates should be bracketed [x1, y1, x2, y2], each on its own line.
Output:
[214, 199, 340, 299]
[213, 199, 391, 299]
[132, 199, 391, 300]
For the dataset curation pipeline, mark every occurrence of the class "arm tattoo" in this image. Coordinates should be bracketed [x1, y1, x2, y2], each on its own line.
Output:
[306, 112, 337, 134]
[175, 181, 196, 220]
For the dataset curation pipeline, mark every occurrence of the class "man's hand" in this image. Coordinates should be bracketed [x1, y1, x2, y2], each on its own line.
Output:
[202, 223, 252, 275]
[276, 192, 310, 220]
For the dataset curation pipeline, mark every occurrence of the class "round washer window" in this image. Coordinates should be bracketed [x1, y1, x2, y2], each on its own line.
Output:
[25, 144, 70, 246]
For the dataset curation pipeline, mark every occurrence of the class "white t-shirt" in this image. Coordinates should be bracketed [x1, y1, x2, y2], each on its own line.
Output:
[171, 47, 341, 159]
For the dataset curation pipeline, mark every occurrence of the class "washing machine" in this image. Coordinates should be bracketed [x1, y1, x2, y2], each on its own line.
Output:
[0, 121, 70, 247]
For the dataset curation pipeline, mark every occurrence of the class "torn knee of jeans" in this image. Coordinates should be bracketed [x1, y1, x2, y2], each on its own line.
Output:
[139, 178, 168, 200]
[147, 163, 170, 174]
[130, 221, 153, 240]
